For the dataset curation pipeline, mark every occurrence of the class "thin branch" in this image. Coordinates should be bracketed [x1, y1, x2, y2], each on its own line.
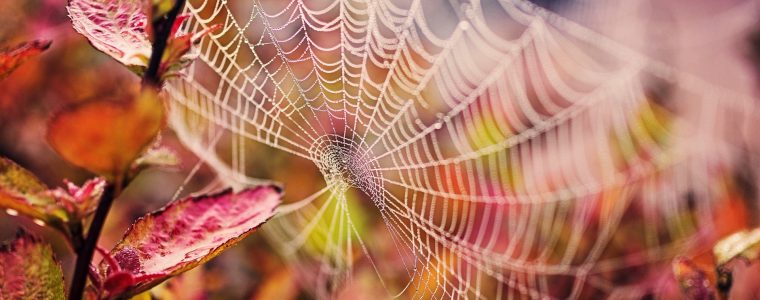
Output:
[69, 220, 85, 251]
[67, 181, 116, 299]
[143, 0, 187, 86]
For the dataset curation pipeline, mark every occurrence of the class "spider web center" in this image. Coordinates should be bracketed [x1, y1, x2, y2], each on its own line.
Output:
[310, 134, 385, 209]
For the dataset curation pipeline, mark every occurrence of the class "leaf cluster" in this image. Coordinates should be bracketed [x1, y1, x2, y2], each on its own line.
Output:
[0, 0, 279, 299]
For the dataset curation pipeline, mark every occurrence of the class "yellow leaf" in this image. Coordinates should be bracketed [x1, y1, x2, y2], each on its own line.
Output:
[714, 228, 760, 266]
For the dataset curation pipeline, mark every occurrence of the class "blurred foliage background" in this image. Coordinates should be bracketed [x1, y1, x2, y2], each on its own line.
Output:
[0, 1, 277, 299]
[3, 0, 760, 299]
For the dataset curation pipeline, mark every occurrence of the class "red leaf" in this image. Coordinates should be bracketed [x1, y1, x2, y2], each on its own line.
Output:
[0, 40, 51, 80]
[170, 14, 191, 37]
[158, 23, 220, 79]
[103, 185, 282, 297]
[103, 271, 135, 295]
[0, 231, 65, 299]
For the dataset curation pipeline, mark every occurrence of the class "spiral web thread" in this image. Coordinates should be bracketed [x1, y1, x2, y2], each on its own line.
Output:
[164, 0, 759, 298]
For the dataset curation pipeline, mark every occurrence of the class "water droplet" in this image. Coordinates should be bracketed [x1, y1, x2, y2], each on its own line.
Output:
[33, 219, 46, 227]
[5, 208, 18, 216]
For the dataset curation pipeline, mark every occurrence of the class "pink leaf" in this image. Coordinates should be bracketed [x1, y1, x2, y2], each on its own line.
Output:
[45, 177, 106, 218]
[103, 185, 282, 297]
[0, 231, 65, 299]
[67, 0, 219, 80]
[67, 0, 152, 67]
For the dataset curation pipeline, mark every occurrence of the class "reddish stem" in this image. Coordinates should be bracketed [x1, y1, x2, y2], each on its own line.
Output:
[96, 245, 121, 273]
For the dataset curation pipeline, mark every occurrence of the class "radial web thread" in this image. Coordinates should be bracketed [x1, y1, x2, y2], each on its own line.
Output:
[164, 0, 760, 298]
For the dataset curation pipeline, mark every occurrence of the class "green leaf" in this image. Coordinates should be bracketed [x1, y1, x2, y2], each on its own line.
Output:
[0, 157, 67, 223]
[103, 185, 282, 297]
[0, 157, 109, 243]
[151, 0, 176, 22]
[0, 231, 65, 300]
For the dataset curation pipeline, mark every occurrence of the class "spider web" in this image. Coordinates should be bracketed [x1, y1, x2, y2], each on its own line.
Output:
[163, 0, 759, 298]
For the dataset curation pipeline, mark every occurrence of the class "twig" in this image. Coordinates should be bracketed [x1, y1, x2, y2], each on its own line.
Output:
[67, 181, 116, 299]
[143, 0, 187, 86]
